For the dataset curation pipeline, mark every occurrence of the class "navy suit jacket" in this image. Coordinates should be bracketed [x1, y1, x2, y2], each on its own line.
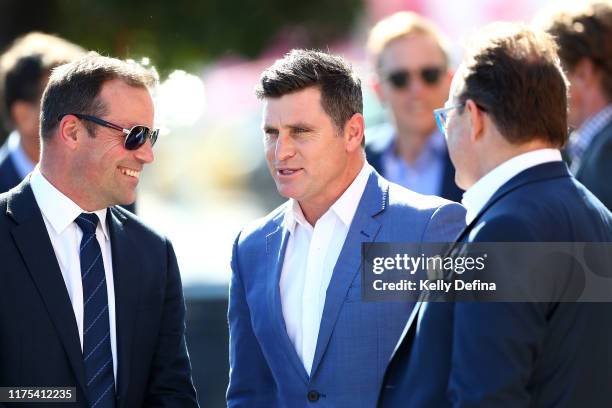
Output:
[227, 168, 465, 408]
[0, 179, 198, 407]
[0, 139, 21, 194]
[365, 136, 463, 203]
[379, 161, 612, 407]
[574, 120, 612, 212]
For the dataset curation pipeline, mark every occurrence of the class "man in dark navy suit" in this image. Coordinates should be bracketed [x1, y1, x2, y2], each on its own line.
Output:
[0, 53, 198, 407]
[379, 23, 612, 407]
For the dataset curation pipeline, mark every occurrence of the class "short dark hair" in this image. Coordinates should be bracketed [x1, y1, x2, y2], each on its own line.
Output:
[40, 52, 158, 139]
[0, 32, 84, 130]
[545, 2, 612, 102]
[457, 23, 569, 147]
[255, 49, 363, 136]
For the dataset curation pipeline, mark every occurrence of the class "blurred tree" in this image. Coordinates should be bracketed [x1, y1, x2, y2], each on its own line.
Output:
[0, 0, 363, 75]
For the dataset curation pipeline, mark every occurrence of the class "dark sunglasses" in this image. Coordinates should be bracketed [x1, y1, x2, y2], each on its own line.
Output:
[387, 66, 445, 89]
[58, 113, 159, 150]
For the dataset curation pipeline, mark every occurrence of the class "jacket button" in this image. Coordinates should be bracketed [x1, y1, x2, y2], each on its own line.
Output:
[307, 390, 320, 402]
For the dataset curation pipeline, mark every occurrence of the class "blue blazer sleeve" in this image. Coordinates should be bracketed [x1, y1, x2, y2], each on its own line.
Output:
[227, 233, 276, 407]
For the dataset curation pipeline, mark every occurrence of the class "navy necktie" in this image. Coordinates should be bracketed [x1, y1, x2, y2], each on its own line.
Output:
[74, 213, 116, 408]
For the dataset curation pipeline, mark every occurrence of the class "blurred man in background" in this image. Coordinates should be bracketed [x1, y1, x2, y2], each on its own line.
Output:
[380, 23, 612, 407]
[366, 11, 463, 202]
[0, 32, 84, 192]
[227, 49, 464, 407]
[546, 1, 612, 211]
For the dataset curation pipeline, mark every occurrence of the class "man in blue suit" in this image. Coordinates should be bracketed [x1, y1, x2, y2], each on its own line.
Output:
[379, 23, 612, 407]
[227, 49, 465, 407]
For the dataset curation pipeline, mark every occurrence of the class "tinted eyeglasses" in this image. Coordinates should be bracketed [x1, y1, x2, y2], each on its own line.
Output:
[386, 66, 445, 89]
[433, 103, 465, 137]
[58, 113, 159, 150]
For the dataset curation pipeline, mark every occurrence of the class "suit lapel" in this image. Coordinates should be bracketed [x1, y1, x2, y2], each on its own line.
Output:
[107, 208, 141, 406]
[7, 180, 88, 394]
[266, 221, 309, 383]
[310, 172, 385, 376]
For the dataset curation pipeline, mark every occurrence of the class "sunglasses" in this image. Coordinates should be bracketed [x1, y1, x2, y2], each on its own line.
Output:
[386, 66, 445, 89]
[58, 113, 159, 150]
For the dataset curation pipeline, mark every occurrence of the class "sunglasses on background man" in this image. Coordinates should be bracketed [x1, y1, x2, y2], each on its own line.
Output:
[385, 66, 446, 89]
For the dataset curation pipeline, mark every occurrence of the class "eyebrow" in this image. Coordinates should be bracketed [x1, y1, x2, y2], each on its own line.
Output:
[262, 122, 313, 132]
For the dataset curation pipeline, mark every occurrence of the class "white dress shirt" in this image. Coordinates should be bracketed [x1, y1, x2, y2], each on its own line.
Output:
[279, 163, 370, 375]
[462, 149, 562, 224]
[30, 167, 117, 381]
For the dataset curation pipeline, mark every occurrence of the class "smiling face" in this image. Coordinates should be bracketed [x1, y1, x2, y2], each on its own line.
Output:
[376, 33, 451, 136]
[73, 79, 155, 209]
[262, 86, 359, 217]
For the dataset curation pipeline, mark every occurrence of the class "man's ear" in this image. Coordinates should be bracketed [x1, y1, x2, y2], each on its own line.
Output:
[465, 99, 485, 143]
[371, 73, 387, 104]
[344, 113, 365, 152]
[57, 115, 81, 150]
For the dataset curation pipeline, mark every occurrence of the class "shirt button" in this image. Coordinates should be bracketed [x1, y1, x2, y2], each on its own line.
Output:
[307, 390, 320, 402]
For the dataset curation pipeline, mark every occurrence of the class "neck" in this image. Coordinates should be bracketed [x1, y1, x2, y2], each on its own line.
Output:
[19, 133, 40, 164]
[579, 93, 610, 126]
[475, 138, 554, 183]
[300, 156, 365, 225]
[394, 125, 433, 164]
[39, 154, 102, 212]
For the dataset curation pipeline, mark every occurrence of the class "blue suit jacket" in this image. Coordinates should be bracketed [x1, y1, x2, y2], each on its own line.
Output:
[0, 179, 198, 407]
[379, 161, 612, 407]
[227, 168, 465, 408]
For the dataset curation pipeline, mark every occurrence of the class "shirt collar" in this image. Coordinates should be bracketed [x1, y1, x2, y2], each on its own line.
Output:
[30, 167, 110, 240]
[462, 148, 562, 225]
[7, 130, 36, 179]
[283, 162, 371, 232]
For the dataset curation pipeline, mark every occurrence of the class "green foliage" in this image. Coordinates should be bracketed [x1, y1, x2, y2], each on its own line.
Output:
[48, 0, 363, 74]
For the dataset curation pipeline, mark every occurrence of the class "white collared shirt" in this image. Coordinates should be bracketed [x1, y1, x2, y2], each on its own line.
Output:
[30, 167, 117, 382]
[462, 149, 562, 225]
[279, 162, 370, 375]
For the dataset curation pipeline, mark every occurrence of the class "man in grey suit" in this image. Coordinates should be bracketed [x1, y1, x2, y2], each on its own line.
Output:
[546, 2, 612, 210]
[227, 49, 465, 407]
